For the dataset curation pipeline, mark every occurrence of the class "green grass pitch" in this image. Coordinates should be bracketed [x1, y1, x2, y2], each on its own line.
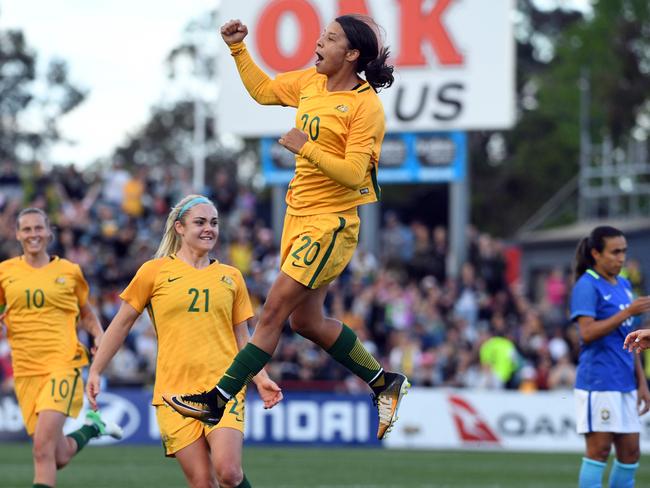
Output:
[0, 443, 647, 487]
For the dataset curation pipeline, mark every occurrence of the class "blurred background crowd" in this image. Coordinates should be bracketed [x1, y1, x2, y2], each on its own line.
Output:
[5, 160, 643, 396]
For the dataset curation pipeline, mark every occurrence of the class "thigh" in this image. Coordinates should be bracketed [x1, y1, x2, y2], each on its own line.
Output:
[281, 212, 359, 289]
[613, 433, 640, 463]
[33, 410, 67, 449]
[206, 427, 244, 475]
[290, 285, 344, 348]
[174, 437, 216, 488]
[585, 431, 614, 461]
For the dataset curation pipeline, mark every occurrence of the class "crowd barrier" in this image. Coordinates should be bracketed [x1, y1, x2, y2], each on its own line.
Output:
[2, 388, 649, 452]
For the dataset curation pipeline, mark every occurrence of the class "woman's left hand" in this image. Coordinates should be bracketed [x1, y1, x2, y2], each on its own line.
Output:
[278, 128, 308, 155]
[256, 378, 283, 409]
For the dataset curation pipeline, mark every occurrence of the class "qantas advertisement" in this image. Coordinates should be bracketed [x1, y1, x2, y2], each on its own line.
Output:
[218, 0, 515, 135]
[384, 388, 650, 452]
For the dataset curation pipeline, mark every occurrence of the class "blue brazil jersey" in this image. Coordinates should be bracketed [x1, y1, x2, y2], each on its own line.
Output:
[571, 269, 636, 391]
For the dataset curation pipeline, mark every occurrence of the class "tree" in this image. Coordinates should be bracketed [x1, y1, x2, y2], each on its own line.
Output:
[0, 27, 86, 162]
[470, 0, 650, 236]
[111, 9, 242, 181]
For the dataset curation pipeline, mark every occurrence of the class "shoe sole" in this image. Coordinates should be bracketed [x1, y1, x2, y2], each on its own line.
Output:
[162, 394, 219, 424]
[378, 376, 411, 440]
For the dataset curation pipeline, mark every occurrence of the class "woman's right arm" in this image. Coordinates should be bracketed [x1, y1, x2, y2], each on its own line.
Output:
[86, 301, 140, 409]
[578, 296, 650, 343]
[221, 19, 282, 105]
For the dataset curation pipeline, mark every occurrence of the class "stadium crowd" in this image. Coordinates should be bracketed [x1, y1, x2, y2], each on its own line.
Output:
[1, 161, 640, 395]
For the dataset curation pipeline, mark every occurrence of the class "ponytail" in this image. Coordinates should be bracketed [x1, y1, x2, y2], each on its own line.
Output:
[336, 15, 394, 91]
[573, 237, 592, 280]
[154, 194, 216, 258]
[365, 47, 394, 91]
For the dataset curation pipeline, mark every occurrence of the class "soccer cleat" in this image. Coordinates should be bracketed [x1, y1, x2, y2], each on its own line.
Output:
[373, 372, 410, 440]
[162, 389, 227, 425]
[85, 410, 123, 440]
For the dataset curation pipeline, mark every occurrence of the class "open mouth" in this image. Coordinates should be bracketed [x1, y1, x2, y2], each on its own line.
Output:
[315, 52, 324, 66]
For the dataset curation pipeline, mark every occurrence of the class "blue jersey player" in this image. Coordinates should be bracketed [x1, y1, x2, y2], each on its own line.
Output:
[571, 226, 650, 488]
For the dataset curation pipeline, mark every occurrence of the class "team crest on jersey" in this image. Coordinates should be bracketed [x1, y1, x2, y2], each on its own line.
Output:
[335, 104, 349, 113]
[55, 276, 66, 284]
[600, 409, 611, 421]
[221, 275, 234, 286]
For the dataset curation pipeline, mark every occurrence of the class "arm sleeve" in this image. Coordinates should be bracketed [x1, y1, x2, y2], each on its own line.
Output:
[73, 265, 89, 308]
[231, 269, 254, 325]
[346, 97, 385, 155]
[570, 279, 597, 321]
[299, 141, 370, 190]
[229, 42, 306, 107]
[119, 262, 157, 314]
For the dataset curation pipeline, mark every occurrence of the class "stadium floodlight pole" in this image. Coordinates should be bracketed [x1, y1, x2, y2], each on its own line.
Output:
[447, 132, 468, 280]
[193, 97, 206, 193]
[577, 68, 591, 221]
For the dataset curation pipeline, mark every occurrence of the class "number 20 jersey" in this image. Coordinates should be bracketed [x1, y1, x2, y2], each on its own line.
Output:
[120, 255, 254, 405]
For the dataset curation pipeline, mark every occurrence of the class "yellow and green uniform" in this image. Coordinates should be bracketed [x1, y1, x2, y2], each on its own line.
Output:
[120, 255, 253, 455]
[231, 42, 386, 288]
[0, 256, 89, 434]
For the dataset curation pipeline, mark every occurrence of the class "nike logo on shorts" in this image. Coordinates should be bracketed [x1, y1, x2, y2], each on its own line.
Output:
[168, 276, 182, 282]
[292, 261, 307, 268]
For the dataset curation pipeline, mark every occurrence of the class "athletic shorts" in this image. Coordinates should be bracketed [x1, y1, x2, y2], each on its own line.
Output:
[575, 389, 642, 434]
[281, 210, 360, 289]
[156, 389, 246, 456]
[14, 368, 84, 436]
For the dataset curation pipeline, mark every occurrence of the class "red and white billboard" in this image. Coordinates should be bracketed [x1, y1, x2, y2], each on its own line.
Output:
[218, 0, 515, 136]
[385, 388, 650, 452]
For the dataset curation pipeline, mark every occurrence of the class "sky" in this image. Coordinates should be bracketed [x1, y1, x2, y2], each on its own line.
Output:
[0, 0, 591, 168]
[0, 0, 218, 167]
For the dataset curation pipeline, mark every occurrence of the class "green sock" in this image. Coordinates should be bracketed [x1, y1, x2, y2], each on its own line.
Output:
[218, 343, 271, 396]
[236, 474, 252, 487]
[33, 484, 53, 488]
[67, 424, 100, 453]
[327, 324, 383, 384]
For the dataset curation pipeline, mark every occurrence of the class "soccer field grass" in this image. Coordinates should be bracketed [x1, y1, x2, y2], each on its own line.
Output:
[0, 443, 646, 488]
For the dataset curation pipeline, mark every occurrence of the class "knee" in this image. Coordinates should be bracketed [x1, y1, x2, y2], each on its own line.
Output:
[186, 473, 217, 488]
[259, 296, 287, 326]
[619, 446, 640, 464]
[32, 439, 54, 464]
[589, 446, 612, 462]
[215, 465, 243, 488]
[289, 313, 310, 335]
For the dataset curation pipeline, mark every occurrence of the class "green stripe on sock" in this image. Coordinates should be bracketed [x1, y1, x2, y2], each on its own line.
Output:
[33, 484, 53, 488]
[218, 343, 271, 396]
[327, 324, 381, 383]
[67, 424, 100, 453]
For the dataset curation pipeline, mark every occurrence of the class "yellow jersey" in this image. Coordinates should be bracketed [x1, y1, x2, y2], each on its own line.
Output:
[271, 67, 385, 215]
[0, 256, 89, 377]
[120, 255, 253, 405]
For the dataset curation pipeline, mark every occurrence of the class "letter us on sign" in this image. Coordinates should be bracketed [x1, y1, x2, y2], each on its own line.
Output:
[218, 0, 515, 136]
